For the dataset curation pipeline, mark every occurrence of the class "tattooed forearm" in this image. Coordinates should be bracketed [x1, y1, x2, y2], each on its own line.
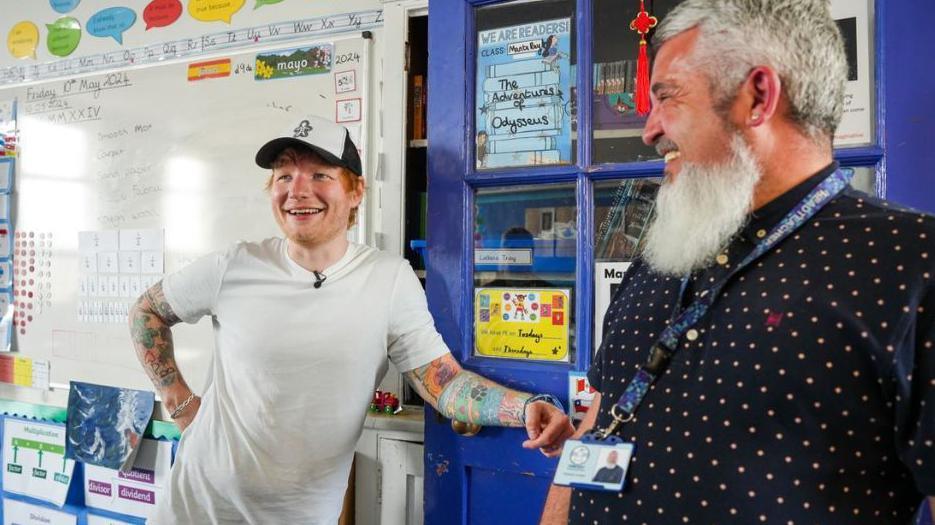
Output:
[436, 371, 528, 426]
[129, 282, 184, 391]
[405, 354, 531, 427]
[404, 355, 460, 406]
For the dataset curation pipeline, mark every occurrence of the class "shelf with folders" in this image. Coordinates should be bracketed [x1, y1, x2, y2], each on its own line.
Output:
[592, 59, 645, 128]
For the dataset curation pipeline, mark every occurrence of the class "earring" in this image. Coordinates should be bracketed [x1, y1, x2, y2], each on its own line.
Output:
[751, 113, 761, 122]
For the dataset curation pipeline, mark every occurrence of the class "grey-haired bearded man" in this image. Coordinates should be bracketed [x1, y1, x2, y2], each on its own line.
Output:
[542, 1, 935, 523]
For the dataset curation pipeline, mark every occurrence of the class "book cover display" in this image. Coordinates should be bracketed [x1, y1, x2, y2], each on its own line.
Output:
[475, 18, 573, 169]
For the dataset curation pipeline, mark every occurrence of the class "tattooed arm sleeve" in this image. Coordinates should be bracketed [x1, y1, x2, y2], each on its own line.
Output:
[129, 281, 193, 412]
[404, 353, 531, 427]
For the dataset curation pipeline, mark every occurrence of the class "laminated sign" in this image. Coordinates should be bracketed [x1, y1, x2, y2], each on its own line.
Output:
[474, 288, 570, 362]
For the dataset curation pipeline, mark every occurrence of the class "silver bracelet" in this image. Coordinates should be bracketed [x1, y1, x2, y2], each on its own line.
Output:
[170, 392, 197, 419]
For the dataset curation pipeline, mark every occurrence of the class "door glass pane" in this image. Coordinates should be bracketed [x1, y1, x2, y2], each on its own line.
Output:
[590, 0, 877, 161]
[594, 178, 660, 262]
[475, 0, 576, 170]
[473, 184, 576, 363]
[848, 166, 876, 195]
[593, 178, 660, 353]
[831, 0, 876, 147]
[590, 0, 679, 164]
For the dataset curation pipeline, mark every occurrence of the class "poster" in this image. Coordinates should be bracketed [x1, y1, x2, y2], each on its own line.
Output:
[84, 438, 172, 519]
[593, 262, 630, 352]
[0, 354, 51, 388]
[3, 498, 77, 525]
[476, 18, 573, 169]
[474, 287, 570, 362]
[254, 44, 333, 81]
[65, 382, 155, 471]
[831, 0, 872, 146]
[87, 514, 136, 525]
[2, 418, 77, 507]
[77, 229, 164, 324]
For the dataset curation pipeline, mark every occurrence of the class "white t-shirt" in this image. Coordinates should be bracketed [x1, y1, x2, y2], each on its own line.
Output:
[153, 239, 449, 524]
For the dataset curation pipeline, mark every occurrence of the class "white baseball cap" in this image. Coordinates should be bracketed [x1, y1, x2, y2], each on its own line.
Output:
[255, 115, 362, 176]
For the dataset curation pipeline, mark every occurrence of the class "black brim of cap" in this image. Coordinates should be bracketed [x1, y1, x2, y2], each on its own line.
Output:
[255, 137, 348, 170]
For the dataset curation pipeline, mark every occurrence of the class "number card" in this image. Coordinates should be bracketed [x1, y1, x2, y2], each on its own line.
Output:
[336, 98, 362, 123]
[334, 70, 356, 94]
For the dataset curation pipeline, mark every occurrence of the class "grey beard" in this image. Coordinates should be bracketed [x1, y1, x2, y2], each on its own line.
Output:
[642, 134, 763, 276]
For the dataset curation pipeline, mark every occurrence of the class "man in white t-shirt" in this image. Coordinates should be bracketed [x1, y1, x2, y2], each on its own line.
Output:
[129, 115, 574, 524]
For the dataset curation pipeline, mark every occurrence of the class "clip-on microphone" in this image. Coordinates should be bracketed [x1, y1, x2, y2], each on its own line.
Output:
[313, 271, 326, 289]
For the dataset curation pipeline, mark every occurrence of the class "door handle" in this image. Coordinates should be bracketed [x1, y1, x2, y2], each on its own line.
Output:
[450, 420, 482, 437]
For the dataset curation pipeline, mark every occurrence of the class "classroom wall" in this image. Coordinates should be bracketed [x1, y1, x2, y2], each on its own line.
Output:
[0, 0, 384, 70]
[0, 0, 390, 408]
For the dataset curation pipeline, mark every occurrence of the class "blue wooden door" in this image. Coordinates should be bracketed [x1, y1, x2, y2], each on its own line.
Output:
[424, 1, 935, 524]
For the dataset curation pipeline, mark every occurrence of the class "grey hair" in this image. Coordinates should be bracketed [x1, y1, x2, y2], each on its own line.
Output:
[653, 0, 848, 143]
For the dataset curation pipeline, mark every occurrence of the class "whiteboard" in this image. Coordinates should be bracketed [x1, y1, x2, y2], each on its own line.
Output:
[0, 34, 371, 394]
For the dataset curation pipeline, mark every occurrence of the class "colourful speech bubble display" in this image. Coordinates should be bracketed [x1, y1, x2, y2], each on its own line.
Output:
[50, 0, 81, 14]
[87, 7, 137, 45]
[143, 0, 183, 30]
[188, 0, 245, 24]
[7, 21, 39, 59]
[254, 0, 285, 9]
[46, 17, 81, 57]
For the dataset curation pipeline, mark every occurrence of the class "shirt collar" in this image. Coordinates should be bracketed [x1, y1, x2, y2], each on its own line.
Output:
[740, 161, 840, 242]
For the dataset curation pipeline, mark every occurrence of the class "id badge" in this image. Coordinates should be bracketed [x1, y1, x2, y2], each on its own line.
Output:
[552, 437, 634, 492]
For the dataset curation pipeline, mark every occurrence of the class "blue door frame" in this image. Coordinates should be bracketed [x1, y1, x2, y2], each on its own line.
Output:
[424, 1, 935, 524]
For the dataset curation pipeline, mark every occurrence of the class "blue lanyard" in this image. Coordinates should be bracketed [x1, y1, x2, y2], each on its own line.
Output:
[592, 169, 853, 440]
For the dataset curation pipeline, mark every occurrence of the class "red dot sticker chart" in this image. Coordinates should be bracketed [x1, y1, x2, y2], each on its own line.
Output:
[12, 231, 53, 337]
[77, 229, 164, 324]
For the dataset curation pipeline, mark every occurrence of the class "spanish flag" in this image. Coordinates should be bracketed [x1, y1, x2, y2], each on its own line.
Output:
[187, 58, 231, 81]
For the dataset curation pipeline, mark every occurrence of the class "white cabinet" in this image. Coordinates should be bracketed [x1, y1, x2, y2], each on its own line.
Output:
[355, 411, 425, 525]
[379, 438, 424, 525]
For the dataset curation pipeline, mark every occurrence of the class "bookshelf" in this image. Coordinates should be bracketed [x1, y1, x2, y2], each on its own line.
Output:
[403, 15, 429, 280]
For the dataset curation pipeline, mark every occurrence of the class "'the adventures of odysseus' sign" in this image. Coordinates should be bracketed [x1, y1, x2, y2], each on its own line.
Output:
[475, 18, 572, 170]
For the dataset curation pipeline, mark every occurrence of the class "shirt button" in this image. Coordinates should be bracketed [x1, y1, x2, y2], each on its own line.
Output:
[686, 329, 699, 341]
[716, 254, 729, 265]
[756, 229, 767, 239]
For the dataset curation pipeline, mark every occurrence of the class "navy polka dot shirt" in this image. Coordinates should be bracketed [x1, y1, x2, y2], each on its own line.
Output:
[574, 164, 935, 524]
